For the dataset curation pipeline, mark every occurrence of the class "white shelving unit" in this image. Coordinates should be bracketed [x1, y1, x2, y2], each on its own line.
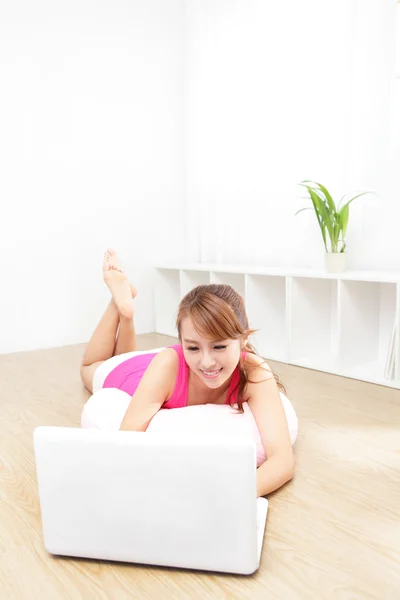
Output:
[153, 264, 400, 389]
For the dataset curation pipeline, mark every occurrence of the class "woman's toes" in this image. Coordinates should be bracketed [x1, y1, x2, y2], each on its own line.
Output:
[103, 248, 124, 274]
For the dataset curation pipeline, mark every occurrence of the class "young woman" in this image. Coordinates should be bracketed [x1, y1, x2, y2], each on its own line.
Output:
[80, 249, 295, 497]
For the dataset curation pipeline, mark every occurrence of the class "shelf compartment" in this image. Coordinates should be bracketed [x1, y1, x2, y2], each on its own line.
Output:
[338, 280, 397, 381]
[288, 277, 338, 369]
[245, 274, 287, 361]
[154, 268, 180, 337]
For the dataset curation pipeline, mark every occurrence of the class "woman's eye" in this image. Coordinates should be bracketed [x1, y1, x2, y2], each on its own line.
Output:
[186, 345, 227, 352]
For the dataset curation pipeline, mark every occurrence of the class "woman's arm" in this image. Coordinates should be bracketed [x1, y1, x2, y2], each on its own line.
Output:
[119, 349, 177, 432]
[246, 360, 295, 497]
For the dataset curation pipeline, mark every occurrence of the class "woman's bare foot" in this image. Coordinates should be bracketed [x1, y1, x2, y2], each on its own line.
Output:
[103, 249, 135, 319]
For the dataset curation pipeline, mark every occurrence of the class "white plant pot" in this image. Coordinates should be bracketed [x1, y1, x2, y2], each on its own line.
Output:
[325, 252, 347, 273]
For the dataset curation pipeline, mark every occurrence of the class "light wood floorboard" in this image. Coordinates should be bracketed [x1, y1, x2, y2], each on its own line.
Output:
[0, 334, 399, 599]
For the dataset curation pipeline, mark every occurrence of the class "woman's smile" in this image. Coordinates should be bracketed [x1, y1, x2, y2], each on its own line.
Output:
[200, 368, 223, 379]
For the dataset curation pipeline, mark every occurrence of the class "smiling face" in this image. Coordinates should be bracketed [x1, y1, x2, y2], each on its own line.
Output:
[180, 317, 242, 389]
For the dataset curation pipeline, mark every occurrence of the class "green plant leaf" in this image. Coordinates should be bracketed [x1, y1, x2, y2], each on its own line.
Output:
[314, 182, 337, 214]
[310, 191, 330, 251]
[337, 193, 349, 211]
[298, 183, 333, 251]
[339, 204, 349, 239]
[337, 190, 375, 211]
[301, 180, 322, 188]
[321, 200, 336, 249]
[332, 213, 341, 252]
[299, 181, 325, 202]
[301, 180, 338, 228]
[295, 207, 313, 216]
[341, 191, 370, 210]
[299, 185, 325, 249]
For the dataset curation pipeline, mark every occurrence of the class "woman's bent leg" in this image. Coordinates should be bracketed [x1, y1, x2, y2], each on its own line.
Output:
[81, 300, 119, 367]
[80, 249, 137, 393]
[80, 300, 119, 393]
[114, 313, 137, 356]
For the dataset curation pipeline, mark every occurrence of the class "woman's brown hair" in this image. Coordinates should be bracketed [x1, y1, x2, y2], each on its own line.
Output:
[176, 283, 286, 412]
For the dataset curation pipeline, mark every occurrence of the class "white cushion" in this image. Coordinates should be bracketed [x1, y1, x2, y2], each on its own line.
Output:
[81, 388, 298, 468]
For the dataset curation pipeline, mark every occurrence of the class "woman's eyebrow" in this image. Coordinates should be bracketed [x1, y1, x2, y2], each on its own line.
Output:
[183, 338, 224, 344]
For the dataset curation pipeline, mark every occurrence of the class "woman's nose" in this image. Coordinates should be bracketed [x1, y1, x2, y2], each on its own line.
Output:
[200, 353, 217, 369]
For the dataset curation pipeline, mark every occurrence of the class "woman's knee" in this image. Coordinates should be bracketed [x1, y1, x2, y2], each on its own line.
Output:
[80, 361, 104, 394]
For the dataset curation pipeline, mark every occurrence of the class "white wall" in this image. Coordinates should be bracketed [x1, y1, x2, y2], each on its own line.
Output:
[185, 0, 399, 271]
[0, 0, 186, 354]
[2, 0, 397, 355]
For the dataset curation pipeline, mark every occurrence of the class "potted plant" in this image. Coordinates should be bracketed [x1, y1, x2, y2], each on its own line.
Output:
[296, 180, 373, 272]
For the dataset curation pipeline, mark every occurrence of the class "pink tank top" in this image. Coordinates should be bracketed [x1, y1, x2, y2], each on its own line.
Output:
[102, 344, 248, 408]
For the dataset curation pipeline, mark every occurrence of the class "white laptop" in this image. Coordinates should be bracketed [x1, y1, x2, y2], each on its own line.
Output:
[33, 426, 268, 575]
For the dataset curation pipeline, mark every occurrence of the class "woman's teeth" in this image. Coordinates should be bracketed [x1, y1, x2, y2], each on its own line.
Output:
[202, 369, 222, 379]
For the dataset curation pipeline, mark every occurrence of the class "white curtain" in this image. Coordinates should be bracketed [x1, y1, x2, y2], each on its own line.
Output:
[394, 2, 400, 144]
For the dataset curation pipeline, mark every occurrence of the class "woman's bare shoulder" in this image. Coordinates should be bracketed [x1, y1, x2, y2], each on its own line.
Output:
[244, 352, 268, 367]
[244, 352, 274, 381]
[150, 347, 179, 374]
[156, 347, 179, 363]
[154, 348, 179, 400]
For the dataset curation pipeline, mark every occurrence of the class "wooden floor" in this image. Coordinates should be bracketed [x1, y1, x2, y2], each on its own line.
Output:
[1, 334, 399, 599]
